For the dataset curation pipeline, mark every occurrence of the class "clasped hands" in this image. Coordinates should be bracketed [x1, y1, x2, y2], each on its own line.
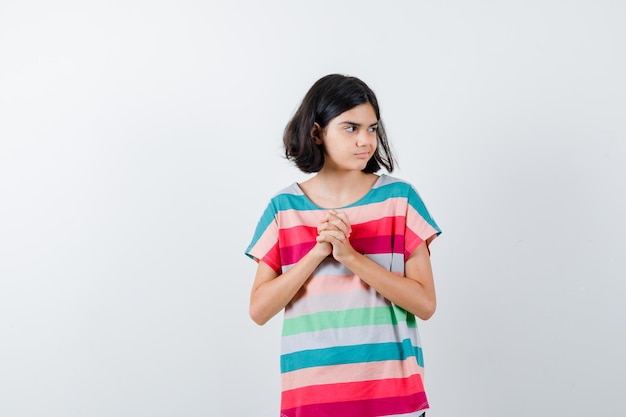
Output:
[314, 210, 355, 260]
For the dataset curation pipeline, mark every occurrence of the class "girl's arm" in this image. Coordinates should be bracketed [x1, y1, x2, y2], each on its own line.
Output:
[335, 242, 436, 320]
[249, 242, 330, 325]
[318, 210, 437, 320]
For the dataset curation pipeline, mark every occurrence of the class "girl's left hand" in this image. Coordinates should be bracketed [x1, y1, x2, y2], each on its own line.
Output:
[316, 210, 355, 260]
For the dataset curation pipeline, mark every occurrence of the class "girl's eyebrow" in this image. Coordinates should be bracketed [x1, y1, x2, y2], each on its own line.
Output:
[338, 121, 379, 127]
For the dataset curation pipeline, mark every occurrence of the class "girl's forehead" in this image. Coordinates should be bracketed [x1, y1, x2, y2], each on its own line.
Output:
[332, 103, 377, 124]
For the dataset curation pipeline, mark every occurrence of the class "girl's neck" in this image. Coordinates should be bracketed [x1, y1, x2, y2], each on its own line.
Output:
[299, 170, 380, 209]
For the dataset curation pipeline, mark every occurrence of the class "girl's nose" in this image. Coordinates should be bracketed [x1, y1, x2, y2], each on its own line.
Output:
[357, 130, 375, 146]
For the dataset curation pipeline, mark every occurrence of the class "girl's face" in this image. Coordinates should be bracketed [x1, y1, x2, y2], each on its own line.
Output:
[317, 103, 378, 173]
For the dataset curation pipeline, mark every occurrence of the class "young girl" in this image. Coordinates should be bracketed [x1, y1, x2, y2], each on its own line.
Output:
[245, 74, 441, 417]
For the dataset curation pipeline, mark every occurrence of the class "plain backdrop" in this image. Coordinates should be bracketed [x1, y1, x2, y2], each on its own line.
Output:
[1, 1, 625, 416]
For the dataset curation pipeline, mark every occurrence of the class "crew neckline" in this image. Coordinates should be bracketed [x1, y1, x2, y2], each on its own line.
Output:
[294, 174, 385, 210]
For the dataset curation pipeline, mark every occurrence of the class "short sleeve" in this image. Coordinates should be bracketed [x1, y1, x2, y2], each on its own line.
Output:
[245, 200, 282, 274]
[404, 185, 442, 260]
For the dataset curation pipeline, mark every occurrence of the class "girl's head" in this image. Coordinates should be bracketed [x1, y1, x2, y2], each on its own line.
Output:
[283, 74, 396, 174]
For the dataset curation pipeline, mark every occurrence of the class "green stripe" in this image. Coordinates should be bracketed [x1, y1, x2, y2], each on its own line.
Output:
[283, 304, 417, 336]
[282, 306, 410, 336]
[280, 339, 424, 372]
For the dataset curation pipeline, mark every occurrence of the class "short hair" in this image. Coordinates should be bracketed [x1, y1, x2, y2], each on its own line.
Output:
[283, 74, 396, 174]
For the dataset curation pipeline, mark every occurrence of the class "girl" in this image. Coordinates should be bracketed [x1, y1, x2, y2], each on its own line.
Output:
[245, 74, 441, 417]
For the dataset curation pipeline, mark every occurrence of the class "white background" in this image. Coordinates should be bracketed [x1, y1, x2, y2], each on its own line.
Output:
[1, 1, 625, 416]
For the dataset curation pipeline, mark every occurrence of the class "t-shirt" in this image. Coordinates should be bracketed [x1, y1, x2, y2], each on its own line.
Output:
[245, 174, 441, 417]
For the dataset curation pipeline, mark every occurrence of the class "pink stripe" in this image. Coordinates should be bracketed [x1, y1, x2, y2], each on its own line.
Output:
[281, 358, 424, 391]
[276, 199, 409, 229]
[407, 206, 439, 242]
[247, 223, 279, 260]
[260, 243, 281, 273]
[281, 393, 428, 417]
[282, 373, 425, 409]
[290, 274, 368, 297]
[278, 224, 317, 247]
[280, 217, 409, 265]
[280, 241, 316, 266]
[281, 392, 428, 417]
[277, 208, 327, 229]
[351, 216, 406, 239]
[345, 199, 411, 224]
[277, 216, 407, 248]
[403, 228, 424, 260]
[350, 235, 401, 255]
[280, 234, 401, 266]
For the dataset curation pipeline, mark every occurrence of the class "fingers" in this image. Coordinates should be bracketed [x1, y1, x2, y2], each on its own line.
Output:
[316, 229, 347, 244]
[318, 210, 352, 237]
[316, 211, 355, 260]
[332, 211, 352, 235]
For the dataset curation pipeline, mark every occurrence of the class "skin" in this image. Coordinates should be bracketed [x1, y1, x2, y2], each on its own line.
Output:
[249, 103, 437, 325]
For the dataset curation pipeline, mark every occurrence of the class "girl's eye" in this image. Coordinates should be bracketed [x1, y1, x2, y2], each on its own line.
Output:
[368, 126, 378, 133]
[345, 126, 356, 133]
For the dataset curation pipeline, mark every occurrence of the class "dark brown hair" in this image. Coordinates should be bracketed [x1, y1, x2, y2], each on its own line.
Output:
[283, 74, 396, 173]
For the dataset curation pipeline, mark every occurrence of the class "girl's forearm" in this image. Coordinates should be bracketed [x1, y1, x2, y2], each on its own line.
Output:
[336, 249, 436, 320]
[250, 250, 328, 325]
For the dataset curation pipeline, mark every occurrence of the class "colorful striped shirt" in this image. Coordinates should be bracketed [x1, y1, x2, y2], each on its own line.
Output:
[246, 174, 441, 417]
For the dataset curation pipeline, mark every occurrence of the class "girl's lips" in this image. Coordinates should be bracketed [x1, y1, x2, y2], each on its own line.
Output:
[354, 152, 370, 159]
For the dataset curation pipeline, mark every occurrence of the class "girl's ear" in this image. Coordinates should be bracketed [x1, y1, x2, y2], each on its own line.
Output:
[311, 123, 323, 145]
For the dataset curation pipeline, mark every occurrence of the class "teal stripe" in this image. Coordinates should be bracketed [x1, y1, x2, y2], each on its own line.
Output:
[245, 178, 441, 257]
[272, 192, 319, 211]
[270, 181, 411, 210]
[245, 192, 310, 255]
[270, 181, 438, 228]
[282, 306, 403, 336]
[245, 199, 281, 257]
[406, 185, 441, 235]
[280, 339, 424, 372]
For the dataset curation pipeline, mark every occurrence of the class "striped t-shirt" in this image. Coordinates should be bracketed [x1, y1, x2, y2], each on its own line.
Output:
[246, 174, 441, 417]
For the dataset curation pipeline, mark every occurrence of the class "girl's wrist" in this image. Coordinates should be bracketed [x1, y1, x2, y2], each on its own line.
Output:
[309, 242, 331, 261]
[334, 247, 358, 265]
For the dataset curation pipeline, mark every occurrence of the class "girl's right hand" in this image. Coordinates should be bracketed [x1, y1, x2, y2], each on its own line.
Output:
[311, 241, 332, 258]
